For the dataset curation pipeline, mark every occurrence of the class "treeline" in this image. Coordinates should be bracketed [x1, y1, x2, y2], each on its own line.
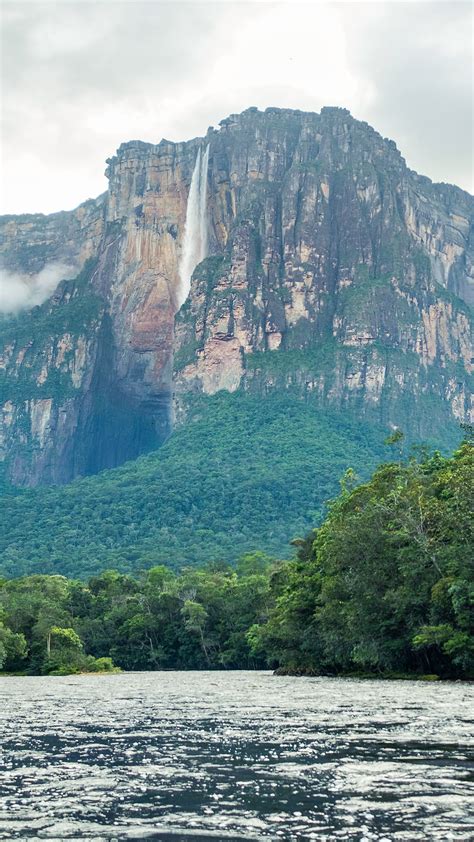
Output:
[0, 553, 274, 675]
[254, 438, 473, 680]
[0, 394, 390, 579]
[1, 440, 472, 679]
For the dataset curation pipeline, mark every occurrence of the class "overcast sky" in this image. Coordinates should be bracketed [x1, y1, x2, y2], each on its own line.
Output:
[1, 0, 472, 215]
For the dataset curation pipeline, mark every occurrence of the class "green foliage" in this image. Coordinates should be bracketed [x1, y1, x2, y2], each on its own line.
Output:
[0, 259, 101, 349]
[0, 574, 119, 674]
[0, 391, 389, 579]
[0, 558, 276, 673]
[243, 343, 466, 451]
[0, 621, 27, 671]
[0, 258, 102, 405]
[173, 339, 201, 372]
[385, 429, 404, 446]
[84, 656, 117, 672]
[44, 625, 83, 674]
[250, 440, 474, 680]
[0, 440, 471, 679]
[244, 342, 340, 376]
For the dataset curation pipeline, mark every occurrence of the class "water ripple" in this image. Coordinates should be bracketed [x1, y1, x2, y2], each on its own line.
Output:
[1, 671, 473, 840]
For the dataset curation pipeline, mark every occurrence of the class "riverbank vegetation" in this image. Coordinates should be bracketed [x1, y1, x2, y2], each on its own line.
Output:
[0, 439, 472, 679]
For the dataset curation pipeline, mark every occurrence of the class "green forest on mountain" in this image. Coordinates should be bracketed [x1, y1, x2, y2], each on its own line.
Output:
[0, 392, 391, 579]
[1, 438, 472, 680]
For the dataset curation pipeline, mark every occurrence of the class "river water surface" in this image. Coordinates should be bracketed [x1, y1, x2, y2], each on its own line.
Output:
[0, 671, 472, 840]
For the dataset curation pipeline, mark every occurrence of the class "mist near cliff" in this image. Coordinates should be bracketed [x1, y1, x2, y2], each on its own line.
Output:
[0, 262, 76, 314]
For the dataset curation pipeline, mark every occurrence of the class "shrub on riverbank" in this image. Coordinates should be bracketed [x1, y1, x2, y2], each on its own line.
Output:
[0, 439, 472, 679]
[249, 439, 473, 680]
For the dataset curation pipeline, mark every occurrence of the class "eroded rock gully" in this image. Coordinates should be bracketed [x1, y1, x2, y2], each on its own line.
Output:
[0, 107, 472, 485]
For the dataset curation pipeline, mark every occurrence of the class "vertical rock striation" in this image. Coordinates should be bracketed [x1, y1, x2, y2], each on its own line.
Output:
[173, 108, 473, 439]
[0, 106, 472, 485]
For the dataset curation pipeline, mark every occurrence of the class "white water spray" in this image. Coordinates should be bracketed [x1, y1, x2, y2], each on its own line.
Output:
[178, 144, 210, 308]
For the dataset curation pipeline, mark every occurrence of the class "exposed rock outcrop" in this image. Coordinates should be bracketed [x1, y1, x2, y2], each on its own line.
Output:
[0, 107, 472, 485]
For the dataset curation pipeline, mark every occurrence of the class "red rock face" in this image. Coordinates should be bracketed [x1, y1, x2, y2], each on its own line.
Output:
[0, 107, 473, 485]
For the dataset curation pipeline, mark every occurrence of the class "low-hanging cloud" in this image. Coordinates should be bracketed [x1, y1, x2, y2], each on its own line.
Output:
[0, 262, 77, 314]
[1, 2, 472, 216]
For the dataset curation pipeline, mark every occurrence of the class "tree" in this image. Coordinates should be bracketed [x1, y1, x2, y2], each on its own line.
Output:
[0, 621, 27, 671]
[181, 600, 210, 665]
[44, 626, 83, 674]
[253, 442, 473, 679]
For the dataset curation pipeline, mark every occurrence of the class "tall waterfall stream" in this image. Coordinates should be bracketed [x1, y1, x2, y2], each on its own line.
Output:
[178, 144, 210, 308]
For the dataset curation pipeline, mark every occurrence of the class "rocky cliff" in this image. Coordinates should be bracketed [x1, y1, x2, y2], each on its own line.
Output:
[0, 107, 472, 485]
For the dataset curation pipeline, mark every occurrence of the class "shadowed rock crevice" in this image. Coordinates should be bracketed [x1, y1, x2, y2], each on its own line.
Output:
[0, 106, 472, 485]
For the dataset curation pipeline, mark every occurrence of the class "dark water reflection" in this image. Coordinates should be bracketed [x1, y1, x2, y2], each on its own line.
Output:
[0, 671, 473, 840]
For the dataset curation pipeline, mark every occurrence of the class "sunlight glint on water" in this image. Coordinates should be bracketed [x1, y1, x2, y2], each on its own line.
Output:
[0, 671, 473, 840]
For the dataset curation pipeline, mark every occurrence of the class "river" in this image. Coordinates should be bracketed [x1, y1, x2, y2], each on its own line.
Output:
[0, 671, 472, 840]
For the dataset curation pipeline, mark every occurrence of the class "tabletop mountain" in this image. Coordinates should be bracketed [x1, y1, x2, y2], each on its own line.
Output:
[1, 106, 472, 487]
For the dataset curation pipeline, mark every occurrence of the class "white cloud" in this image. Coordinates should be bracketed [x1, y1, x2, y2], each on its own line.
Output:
[0, 263, 77, 313]
[0, 1, 472, 215]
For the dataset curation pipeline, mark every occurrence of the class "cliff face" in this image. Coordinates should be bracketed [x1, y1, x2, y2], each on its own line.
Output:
[173, 108, 473, 435]
[0, 140, 198, 483]
[0, 107, 472, 485]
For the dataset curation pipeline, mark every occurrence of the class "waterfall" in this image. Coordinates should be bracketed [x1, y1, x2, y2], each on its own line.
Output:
[178, 144, 210, 308]
[199, 144, 210, 261]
